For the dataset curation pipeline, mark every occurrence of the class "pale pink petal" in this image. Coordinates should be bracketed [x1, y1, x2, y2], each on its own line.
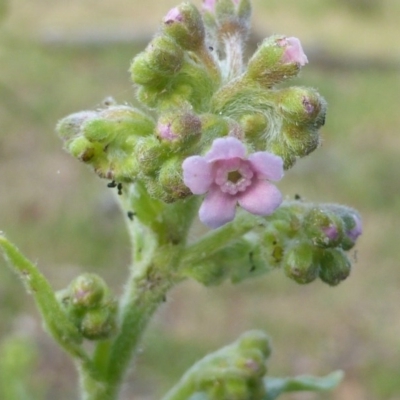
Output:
[164, 7, 183, 23]
[199, 185, 237, 228]
[237, 180, 282, 215]
[280, 37, 308, 66]
[248, 152, 284, 181]
[202, 0, 217, 12]
[157, 122, 177, 141]
[205, 137, 246, 162]
[182, 156, 213, 195]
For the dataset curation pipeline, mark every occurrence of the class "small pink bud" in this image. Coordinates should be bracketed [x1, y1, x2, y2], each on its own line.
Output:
[164, 7, 183, 24]
[278, 37, 308, 66]
[157, 122, 178, 141]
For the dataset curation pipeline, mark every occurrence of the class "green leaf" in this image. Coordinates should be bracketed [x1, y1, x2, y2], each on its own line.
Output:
[263, 370, 344, 400]
[0, 235, 88, 361]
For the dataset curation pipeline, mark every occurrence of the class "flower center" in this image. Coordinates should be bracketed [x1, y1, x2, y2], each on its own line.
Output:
[215, 159, 254, 195]
[227, 170, 242, 184]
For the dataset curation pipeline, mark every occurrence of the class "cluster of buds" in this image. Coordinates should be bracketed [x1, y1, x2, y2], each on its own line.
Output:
[57, 0, 326, 214]
[57, 273, 117, 340]
[163, 330, 271, 400]
[185, 202, 362, 286]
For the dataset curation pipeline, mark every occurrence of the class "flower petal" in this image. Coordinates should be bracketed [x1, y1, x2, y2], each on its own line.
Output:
[237, 180, 282, 216]
[205, 137, 246, 162]
[182, 156, 213, 194]
[248, 152, 284, 181]
[282, 37, 308, 66]
[199, 185, 237, 228]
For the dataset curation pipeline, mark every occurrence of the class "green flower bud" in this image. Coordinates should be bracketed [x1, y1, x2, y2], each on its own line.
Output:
[162, 3, 205, 50]
[67, 136, 97, 162]
[325, 205, 362, 250]
[158, 156, 191, 201]
[303, 207, 345, 248]
[68, 273, 109, 310]
[56, 111, 97, 141]
[130, 53, 167, 87]
[318, 248, 351, 286]
[145, 35, 185, 76]
[130, 35, 184, 89]
[275, 87, 326, 128]
[135, 136, 166, 176]
[246, 35, 306, 88]
[156, 108, 202, 148]
[80, 301, 117, 340]
[237, 330, 272, 359]
[239, 113, 268, 142]
[283, 241, 319, 284]
[184, 259, 228, 286]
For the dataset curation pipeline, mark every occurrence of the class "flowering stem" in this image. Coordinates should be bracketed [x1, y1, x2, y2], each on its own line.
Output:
[78, 186, 199, 400]
[181, 211, 263, 267]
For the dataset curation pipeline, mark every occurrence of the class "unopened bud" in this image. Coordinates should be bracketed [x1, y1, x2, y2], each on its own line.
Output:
[158, 156, 191, 201]
[57, 111, 97, 141]
[325, 205, 362, 250]
[283, 241, 319, 284]
[163, 3, 205, 50]
[318, 248, 351, 286]
[135, 137, 166, 176]
[238, 330, 271, 359]
[246, 35, 307, 88]
[80, 301, 117, 340]
[67, 136, 96, 162]
[275, 87, 326, 127]
[157, 109, 202, 148]
[68, 273, 108, 310]
[130, 36, 183, 87]
[303, 207, 344, 248]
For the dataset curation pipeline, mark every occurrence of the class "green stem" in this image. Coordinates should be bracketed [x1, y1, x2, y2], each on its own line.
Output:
[79, 187, 198, 399]
[181, 211, 262, 267]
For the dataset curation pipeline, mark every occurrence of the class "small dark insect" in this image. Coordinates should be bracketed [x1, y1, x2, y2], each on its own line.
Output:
[127, 211, 136, 221]
[294, 193, 302, 200]
[107, 180, 117, 188]
[117, 183, 123, 195]
[209, 46, 214, 51]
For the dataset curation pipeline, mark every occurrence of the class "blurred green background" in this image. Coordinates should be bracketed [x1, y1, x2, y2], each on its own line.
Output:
[1, 0, 399, 399]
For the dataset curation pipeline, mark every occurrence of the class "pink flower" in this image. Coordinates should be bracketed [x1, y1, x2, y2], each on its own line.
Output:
[182, 137, 284, 228]
[278, 37, 308, 67]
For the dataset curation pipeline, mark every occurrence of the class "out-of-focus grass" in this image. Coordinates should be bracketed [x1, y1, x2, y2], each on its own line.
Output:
[1, 1, 400, 399]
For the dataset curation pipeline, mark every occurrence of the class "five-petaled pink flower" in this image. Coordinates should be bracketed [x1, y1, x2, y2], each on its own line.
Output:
[182, 137, 284, 228]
